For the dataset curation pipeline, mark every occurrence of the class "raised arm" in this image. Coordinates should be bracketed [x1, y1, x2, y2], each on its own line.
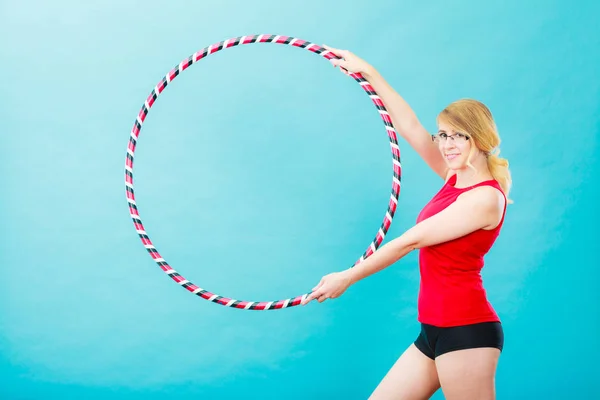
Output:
[324, 45, 448, 179]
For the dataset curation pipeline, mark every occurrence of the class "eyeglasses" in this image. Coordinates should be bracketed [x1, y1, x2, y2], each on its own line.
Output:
[432, 132, 470, 144]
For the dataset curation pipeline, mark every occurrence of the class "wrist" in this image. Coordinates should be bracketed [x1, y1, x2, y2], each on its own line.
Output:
[345, 267, 359, 285]
[362, 64, 378, 80]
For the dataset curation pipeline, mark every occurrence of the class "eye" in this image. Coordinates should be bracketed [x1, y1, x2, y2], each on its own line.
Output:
[456, 133, 469, 140]
[438, 132, 448, 139]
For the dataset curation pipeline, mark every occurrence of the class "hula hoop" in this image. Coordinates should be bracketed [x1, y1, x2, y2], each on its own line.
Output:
[125, 35, 402, 310]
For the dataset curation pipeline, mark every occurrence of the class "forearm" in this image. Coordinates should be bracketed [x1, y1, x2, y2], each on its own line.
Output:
[363, 67, 423, 137]
[346, 234, 417, 285]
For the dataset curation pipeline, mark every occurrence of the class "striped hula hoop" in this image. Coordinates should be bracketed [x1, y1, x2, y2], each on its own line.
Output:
[125, 35, 402, 310]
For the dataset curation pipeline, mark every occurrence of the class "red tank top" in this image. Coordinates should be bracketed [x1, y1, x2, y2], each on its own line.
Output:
[416, 174, 506, 327]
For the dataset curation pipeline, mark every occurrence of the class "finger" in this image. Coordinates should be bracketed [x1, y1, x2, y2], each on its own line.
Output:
[312, 278, 325, 292]
[322, 44, 342, 56]
[301, 293, 314, 306]
[323, 44, 349, 59]
[302, 287, 322, 305]
[330, 58, 350, 71]
[317, 294, 328, 303]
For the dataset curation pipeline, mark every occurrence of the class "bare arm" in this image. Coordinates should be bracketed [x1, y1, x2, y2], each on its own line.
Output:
[345, 186, 504, 284]
[323, 45, 448, 179]
[302, 186, 504, 304]
[363, 68, 448, 179]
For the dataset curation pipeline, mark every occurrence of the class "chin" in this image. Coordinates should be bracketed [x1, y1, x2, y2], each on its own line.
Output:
[445, 160, 466, 170]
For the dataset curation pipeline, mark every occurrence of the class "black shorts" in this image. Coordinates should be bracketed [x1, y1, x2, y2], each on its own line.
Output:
[414, 321, 504, 360]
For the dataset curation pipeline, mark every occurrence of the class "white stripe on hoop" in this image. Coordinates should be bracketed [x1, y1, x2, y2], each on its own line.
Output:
[244, 302, 253, 309]
[390, 193, 398, 204]
[193, 287, 202, 294]
[208, 294, 218, 301]
[125, 164, 133, 173]
[178, 279, 189, 286]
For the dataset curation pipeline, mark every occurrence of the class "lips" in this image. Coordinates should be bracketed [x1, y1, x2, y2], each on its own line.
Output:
[446, 154, 460, 161]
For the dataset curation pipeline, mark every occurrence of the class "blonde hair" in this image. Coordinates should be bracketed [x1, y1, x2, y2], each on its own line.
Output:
[437, 99, 513, 203]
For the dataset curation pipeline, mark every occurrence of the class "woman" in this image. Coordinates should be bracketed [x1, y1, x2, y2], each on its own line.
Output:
[301, 45, 512, 400]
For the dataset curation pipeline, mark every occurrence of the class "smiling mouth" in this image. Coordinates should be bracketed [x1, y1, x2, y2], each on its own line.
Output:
[446, 154, 460, 160]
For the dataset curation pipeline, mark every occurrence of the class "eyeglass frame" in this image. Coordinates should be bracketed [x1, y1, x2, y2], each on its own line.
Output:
[431, 132, 471, 144]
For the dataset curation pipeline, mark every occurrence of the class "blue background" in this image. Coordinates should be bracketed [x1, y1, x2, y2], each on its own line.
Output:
[1, 0, 598, 398]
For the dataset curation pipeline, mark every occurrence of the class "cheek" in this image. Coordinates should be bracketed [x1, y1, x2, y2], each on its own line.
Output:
[460, 141, 472, 150]
[459, 142, 472, 157]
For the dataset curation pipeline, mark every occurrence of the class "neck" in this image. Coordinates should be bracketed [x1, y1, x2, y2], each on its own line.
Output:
[453, 157, 493, 188]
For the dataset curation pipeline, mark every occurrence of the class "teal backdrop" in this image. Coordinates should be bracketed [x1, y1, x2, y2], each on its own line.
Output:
[1, 0, 598, 398]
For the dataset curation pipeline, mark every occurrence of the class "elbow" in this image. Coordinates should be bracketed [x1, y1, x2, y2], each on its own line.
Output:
[407, 233, 426, 251]
[393, 236, 420, 255]
[409, 241, 422, 251]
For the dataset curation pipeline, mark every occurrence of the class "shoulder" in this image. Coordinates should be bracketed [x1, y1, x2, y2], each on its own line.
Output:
[457, 185, 505, 228]
[458, 185, 505, 210]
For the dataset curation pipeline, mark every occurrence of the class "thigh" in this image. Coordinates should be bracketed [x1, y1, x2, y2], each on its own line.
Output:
[369, 344, 440, 400]
[435, 347, 501, 400]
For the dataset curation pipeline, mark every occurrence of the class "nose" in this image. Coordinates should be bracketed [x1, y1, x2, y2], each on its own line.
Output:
[442, 137, 456, 150]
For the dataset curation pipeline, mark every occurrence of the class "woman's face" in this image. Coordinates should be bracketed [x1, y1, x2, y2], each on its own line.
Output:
[435, 121, 472, 170]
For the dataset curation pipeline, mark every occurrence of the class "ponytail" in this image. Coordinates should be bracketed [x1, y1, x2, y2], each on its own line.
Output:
[487, 152, 513, 204]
